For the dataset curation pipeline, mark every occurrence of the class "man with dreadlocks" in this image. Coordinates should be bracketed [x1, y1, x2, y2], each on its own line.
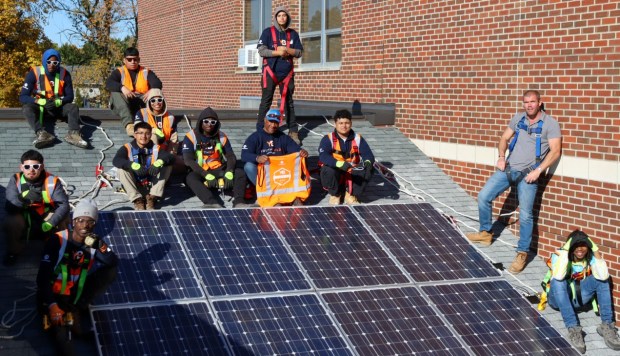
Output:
[545, 230, 620, 354]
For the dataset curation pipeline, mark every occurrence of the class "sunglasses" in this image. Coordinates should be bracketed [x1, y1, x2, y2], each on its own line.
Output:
[46, 60, 59, 66]
[202, 119, 217, 125]
[149, 98, 164, 104]
[23, 164, 42, 170]
[125, 57, 139, 63]
[74, 218, 96, 227]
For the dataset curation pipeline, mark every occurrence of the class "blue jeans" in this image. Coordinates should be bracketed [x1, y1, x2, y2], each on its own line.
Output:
[244, 162, 258, 186]
[548, 276, 613, 328]
[477, 169, 538, 252]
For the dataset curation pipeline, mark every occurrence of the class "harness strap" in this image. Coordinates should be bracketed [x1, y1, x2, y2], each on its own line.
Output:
[59, 263, 68, 295]
[262, 27, 293, 124]
[73, 261, 90, 304]
[508, 116, 544, 169]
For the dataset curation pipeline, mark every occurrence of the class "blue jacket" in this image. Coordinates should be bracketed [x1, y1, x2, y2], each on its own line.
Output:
[318, 129, 375, 168]
[19, 49, 75, 105]
[241, 129, 301, 163]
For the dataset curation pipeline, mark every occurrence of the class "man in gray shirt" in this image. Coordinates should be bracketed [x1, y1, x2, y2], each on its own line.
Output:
[467, 90, 562, 273]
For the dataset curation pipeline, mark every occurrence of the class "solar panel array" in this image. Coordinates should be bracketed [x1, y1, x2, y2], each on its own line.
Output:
[90, 204, 579, 356]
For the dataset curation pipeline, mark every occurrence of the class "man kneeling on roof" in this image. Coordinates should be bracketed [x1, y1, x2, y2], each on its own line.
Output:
[113, 121, 175, 210]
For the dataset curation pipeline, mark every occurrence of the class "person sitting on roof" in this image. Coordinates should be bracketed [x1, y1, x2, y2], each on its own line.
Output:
[19, 48, 88, 149]
[181, 107, 246, 208]
[318, 109, 375, 205]
[112, 121, 175, 210]
[545, 230, 620, 354]
[3, 150, 70, 266]
[36, 198, 118, 356]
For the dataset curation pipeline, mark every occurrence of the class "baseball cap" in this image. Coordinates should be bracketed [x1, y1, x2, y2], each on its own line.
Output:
[265, 109, 281, 123]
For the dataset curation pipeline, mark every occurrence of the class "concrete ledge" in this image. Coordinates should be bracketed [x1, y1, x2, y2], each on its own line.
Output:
[293, 100, 395, 126]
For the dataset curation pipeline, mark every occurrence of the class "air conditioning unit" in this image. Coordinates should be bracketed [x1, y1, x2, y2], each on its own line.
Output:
[238, 45, 260, 67]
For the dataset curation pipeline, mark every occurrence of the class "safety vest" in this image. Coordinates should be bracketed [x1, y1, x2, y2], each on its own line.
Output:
[330, 132, 362, 166]
[51, 230, 95, 303]
[256, 152, 311, 207]
[32, 66, 66, 99]
[185, 130, 227, 170]
[139, 108, 175, 149]
[508, 116, 544, 169]
[125, 143, 159, 185]
[118, 65, 150, 94]
[15, 172, 57, 216]
[262, 26, 294, 123]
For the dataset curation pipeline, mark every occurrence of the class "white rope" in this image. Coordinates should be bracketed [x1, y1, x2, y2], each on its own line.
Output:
[0, 288, 37, 339]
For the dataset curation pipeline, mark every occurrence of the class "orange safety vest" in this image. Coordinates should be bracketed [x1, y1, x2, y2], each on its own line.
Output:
[329, 132, 362, 166]
[15, 172, 58, 216]
[118, 65, 150, 94]
[32, 66, 66, 99]
[139, 108, 175, 149]
[51, 230, 94, 302]
[256, 152, 311, 207]
[185, 130, 228, 170]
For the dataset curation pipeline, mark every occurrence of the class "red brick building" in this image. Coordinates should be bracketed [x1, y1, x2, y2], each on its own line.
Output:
[138, 1, 619, 320]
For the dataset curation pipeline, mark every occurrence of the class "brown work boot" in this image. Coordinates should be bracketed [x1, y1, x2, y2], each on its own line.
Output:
[146, 195, 157, 210]
[344, 191, 360, 205]
[328, 194, 341, 205]
[288, 131, 301, 145]
[125, 123, 134, 137]
[33, 130, 55, 149]
[508, 251, 528, 274]
[465, 231, 493, 246]
[133, 197, 146, 210]
[64, 130, 88, 148]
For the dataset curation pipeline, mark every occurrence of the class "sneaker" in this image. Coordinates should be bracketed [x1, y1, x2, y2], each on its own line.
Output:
[291, 198, 303, 206]
[328, 194, 341, 205]
[597, 323, 620, 351]
[133, 197, 146, 210]
[508, 251, 528, 274]
[465, 231, 493, 246]
[2, 254, 17, 267]
[64, 130, 88, 149]
[146, 195, 157, 210]
[568, 326, 586, 354]
[125, 123, 134, 137]
[33, 130, 55, 149]
[344, 192, 360, 205]
[289, 131, 301, 145]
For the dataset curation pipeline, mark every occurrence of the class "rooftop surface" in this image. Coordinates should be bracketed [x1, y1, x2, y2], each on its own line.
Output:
[0, 113, 611, 355]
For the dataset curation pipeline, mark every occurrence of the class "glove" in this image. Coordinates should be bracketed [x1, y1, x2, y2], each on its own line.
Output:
[335, 161, 352, 172]
[54, 99, 62, 107]
[42, 221, 53, 232]
[153, 159, 164, 168]
[21, 188, 42, 202]
[153, 128, 165, 138]
[49, 303, 65, 326]
[224, 171, 234, 190]
[364, 160, 373, 180]
[36, 98, 46, 106]
[204, 173, 218, 188]
[44, 100, 56, 111]
[84, 233, 100, 248]
[148, 159, 164, 176]
[131, 162, 148, 176]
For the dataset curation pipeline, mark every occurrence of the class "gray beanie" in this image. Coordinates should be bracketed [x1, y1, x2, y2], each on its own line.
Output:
[73, 198, 99, 223]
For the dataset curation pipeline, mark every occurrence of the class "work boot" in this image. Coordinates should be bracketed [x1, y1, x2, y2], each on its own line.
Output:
[508, 251, 528, 274]
[597, 323, 620, 351]
[344, 191, 360, 205]
[146, 195, 157, 210]
[133, 197, 146, 210]
[64, 130, 88, 149]
[289, 131, 301, 145]
[328, 194, 341, 205]
[125, 123, 134, 137]
[233, 199, 257, 208]
[33, 130, 55, 149]
[465, 231, 493, 246]
[568, 326, 586, 354]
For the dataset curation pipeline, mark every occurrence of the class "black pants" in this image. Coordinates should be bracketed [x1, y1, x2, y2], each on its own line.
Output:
[256, 74, 296, 132]
[186, 167, 246, 204]
[320, 165, 371, 197]
[23, 103, 80, 133]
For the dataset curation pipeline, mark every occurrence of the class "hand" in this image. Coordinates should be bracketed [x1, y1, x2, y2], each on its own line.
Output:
[299, 149, 309, 158]
[21, 188, 43, 202]
[49, 303, 65, 326]
[364, 160, 373, 180]
[224, 171, 234, 190]
[84, 233, 100, 248]
[148, 165, 161, 177]
[54, 99, 62, 107]
[256, 155, 269, 164]
[496, 157, 506, 171]
[121, 86, 135, 99]
[335, 161, 352, 172]
[41, 221, 53, 232]
[274, 46, 287, 57]
[36, 98, 46, 106]
[170, 132, 178, 143]
[204, 173, 218, 188]
[524, 167, 542, 183]
[44, 100, 57, 111]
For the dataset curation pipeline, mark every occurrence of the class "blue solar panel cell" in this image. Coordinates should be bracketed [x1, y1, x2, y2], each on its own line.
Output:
[93, 211, 204, 305]
[170, 209, 311, 296]
[422, 280, 580, 356]
[353, 203, 501, 282]
[213, 294, 353, 355]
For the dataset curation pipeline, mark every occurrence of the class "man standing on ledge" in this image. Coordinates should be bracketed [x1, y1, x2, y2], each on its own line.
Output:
[256, 6, 303, 145]
[467, 90, 562, 274]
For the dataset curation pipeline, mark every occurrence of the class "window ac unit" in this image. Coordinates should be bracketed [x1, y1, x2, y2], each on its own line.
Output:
[238, 45, 260, 67]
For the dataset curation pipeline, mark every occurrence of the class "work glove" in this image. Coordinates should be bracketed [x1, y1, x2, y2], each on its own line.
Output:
[54, 98, 62, 107]
[41, 221, 53, 232]
[84, 233, 100, 249]
[131, 162, 148, 176]
[148, 159, 164, 176]
[49, 303, 65, 326]
[44, 100, 57, 111]
[224, 171, 234, 190]
[364, 160, 373, 180]
[21, 188, 42, 203]
[153, 128, 164, 139]
[36, 98, 47, 106]
[204, 173, 218, 188]
[335, 161, 352, 172]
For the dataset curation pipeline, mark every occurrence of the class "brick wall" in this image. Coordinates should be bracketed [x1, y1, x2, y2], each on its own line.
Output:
[138, 0, 620, 322]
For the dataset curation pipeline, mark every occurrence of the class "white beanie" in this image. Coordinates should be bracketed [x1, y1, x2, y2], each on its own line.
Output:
[73, 198, 99, 223]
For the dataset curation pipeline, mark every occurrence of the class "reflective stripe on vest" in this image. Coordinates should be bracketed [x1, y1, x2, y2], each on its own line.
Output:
[125, 143, 159, 184]
[15, 172, 57, 215]
[185, 130, 227, 170]
[508, 116, 544, 169]
[51, 230, 95, 303]
[256, 152, 311, 207]
[32, 66, 65, 99]
[330, 132, 361, 166]
[140, 108, 174, 148]
[118, 66, 150, 94]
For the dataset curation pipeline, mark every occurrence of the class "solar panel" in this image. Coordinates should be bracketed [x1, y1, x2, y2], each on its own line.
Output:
[322, 287, 469, 355]
[91, 302, 228, 355]
[354, 203, 501, 282]
[170, 209, 311, 296]
[266, 206, 410, 289]
[422, 280, 580, 355]
[93, 211, 204, 305]
[213, 294, 353, 355]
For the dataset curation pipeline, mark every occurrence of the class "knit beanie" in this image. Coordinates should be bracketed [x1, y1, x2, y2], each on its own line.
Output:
[73, 198, 99, 223]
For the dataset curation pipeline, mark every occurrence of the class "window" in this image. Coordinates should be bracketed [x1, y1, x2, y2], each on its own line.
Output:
[300, 0, 342, 67]
[244, 0, 273, 44]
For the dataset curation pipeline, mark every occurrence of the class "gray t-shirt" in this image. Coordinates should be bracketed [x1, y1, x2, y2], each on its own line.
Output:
[506, 112, 562, 171]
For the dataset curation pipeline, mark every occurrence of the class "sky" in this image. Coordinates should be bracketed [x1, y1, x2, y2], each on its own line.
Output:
[46, 11, 130, 46]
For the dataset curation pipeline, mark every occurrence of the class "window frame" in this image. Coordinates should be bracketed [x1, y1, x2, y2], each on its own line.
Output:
[298, 0, 342, 70]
